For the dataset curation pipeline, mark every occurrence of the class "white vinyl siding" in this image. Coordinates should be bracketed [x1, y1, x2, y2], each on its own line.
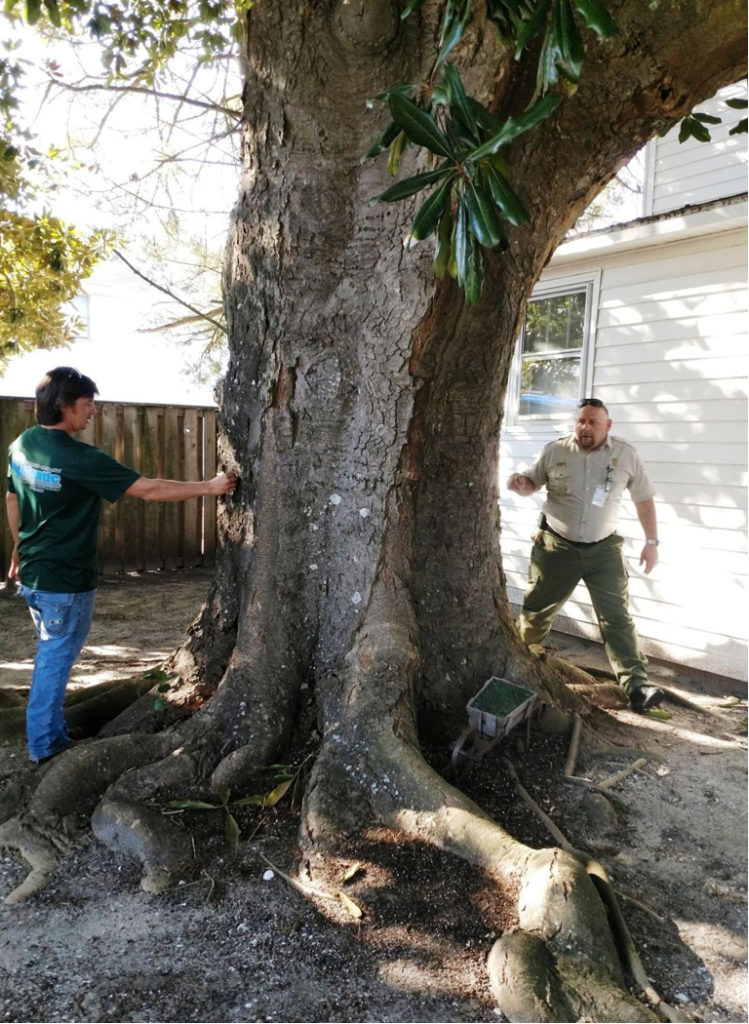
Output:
[643, 81, 748, 216]
[500, 207, 748, 680]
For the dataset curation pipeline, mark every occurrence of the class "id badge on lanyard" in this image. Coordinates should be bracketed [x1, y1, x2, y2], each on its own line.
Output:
[591, 486, 608, 508]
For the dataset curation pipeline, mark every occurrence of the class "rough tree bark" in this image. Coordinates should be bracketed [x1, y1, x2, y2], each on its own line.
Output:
[1, 1, 746, 1019]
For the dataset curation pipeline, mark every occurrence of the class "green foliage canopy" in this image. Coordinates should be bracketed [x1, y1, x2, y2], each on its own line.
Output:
[0, 34, 115, 366]
[0, 0, 248, 368]
[364, 0, 620, 304]
[0, 0, 744, 359]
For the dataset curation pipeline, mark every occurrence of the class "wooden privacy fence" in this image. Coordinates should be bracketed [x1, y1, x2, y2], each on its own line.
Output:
[1, 396, 219, 579]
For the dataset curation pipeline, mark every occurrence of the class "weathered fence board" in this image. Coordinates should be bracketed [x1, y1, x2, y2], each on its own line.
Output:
[0, 396, 219, 581]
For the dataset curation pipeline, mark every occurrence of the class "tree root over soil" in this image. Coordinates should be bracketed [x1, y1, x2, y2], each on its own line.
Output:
[0, 733, 178, 903]
[0, 644, 694, 1023]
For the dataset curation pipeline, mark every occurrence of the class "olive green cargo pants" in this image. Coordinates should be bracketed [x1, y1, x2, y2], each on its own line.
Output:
[517, 527, 648, 697]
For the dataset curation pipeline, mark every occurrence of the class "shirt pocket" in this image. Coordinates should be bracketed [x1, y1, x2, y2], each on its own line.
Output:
[548, 466, 572, 496]
[605, 465, 629, 500]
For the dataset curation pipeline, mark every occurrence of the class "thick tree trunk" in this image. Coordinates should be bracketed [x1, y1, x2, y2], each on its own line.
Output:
[170, 0, 746, 796]
[2, 1, 745, 1018]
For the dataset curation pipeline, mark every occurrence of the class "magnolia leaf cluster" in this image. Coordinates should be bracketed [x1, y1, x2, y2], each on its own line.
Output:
[366, 0, 618, 303]
[677, 96, 747, 143]
[366, 68, 560, 304]
[0, 33, 114, 364]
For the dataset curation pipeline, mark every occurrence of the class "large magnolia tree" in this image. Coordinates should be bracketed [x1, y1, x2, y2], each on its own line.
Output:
[1, 1, 746, 1019]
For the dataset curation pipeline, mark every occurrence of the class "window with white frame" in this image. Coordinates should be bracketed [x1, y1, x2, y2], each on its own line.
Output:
[509, 280, 594, 424]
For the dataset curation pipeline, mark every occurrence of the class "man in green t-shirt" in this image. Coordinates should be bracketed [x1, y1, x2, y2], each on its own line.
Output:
[5, 367, 237, 763]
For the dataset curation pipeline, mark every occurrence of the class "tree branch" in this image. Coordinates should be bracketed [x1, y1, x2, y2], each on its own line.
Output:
[47, 79, 241, 121]
[113, 250, 226, 334]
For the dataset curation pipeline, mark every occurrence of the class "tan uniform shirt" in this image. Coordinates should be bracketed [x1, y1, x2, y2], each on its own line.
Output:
[524, 434, 656, 544]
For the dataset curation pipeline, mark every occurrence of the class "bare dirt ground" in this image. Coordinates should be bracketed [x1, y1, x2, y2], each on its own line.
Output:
[0, 569, 746, 1024]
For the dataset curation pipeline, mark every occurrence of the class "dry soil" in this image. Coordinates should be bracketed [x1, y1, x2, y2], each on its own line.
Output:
[0, 570, 746, 1024]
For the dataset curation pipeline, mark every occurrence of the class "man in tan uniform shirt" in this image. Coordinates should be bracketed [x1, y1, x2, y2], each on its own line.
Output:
[507, 398, 663, 713]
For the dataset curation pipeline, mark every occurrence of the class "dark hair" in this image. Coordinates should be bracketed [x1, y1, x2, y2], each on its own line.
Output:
[578, 397, 609, 415]
[35, 367, 99, 425]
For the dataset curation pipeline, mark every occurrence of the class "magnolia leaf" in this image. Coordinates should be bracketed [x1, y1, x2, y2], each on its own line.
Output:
[465, 181, 506, 249]
[371, 166, 452, 205]
[388, 92, 455, 159]
[339, 891, 364, 919]
[485, 165, 528, 225]
[443, 64, 481, 147]
[572, 0, 618, 36]
[214, 783, 231, 805]
[692, 111, 722, 125]
[537, 11, 563, 90]
[387, 129, 406, 176]
[679, 116, 711, 144]
[555, 0, 584, 83]
[407, 174, 456, 248]
[432, 200, 453, 279]
[725, 98, 748, 110]
[466, 94, 561, 160]
[361, 121, 401, 163]
[646, 708, 673, 721]
[264, 776, 294, 808]
[453, 192, 469, 284]
[729, 118, 748, 136]
[465, 94, 503, 135]
[514, 0, 552, 57]
[341, 861, 363, 883]
[231, 794, 268, 807]
[437, 0, 472, 66]
[463, 234, 483, 305]
[225, 811, 240, 848]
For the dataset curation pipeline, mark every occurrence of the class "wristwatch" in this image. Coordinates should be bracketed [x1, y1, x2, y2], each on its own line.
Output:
[646, 538, 659, 546]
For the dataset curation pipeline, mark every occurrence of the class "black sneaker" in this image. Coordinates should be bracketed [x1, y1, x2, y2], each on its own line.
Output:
[630, 685, 665, 713]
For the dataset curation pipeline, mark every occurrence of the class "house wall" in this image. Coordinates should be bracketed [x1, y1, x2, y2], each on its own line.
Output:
[0, 261, 216, 407]
[643, 81, 748, 216]
[500, 202, 748, 680]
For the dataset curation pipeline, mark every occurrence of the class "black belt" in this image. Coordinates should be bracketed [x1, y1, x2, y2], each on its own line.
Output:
[540, 515, 612, 548]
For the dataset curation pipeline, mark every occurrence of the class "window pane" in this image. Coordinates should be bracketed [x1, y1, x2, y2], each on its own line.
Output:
[523, 291, 586, 355]
[519, 355, 580, 418]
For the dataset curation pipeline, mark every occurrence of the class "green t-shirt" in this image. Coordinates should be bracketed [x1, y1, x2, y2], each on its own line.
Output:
[7, 425, 140, 592]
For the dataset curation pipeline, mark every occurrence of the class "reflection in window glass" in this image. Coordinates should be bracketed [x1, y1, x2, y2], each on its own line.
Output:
[518, 289, 588, 419]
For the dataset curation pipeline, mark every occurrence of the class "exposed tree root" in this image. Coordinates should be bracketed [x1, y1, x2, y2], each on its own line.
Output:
[532, 648, 629, 710]
[0, 815, 71, 905]
[0, 733, 177, 904]
[91, 797, 194, 893]
[500, 756, 688, 1023]
[0, 674, 176, 747]
[296, 601, 678, 1023]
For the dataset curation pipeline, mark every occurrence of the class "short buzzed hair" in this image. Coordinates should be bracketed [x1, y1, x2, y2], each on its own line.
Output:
[35, 367, 98, 426]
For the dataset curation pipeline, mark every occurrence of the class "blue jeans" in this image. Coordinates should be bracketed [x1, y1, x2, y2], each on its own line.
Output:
[18, 586, 96, 761]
